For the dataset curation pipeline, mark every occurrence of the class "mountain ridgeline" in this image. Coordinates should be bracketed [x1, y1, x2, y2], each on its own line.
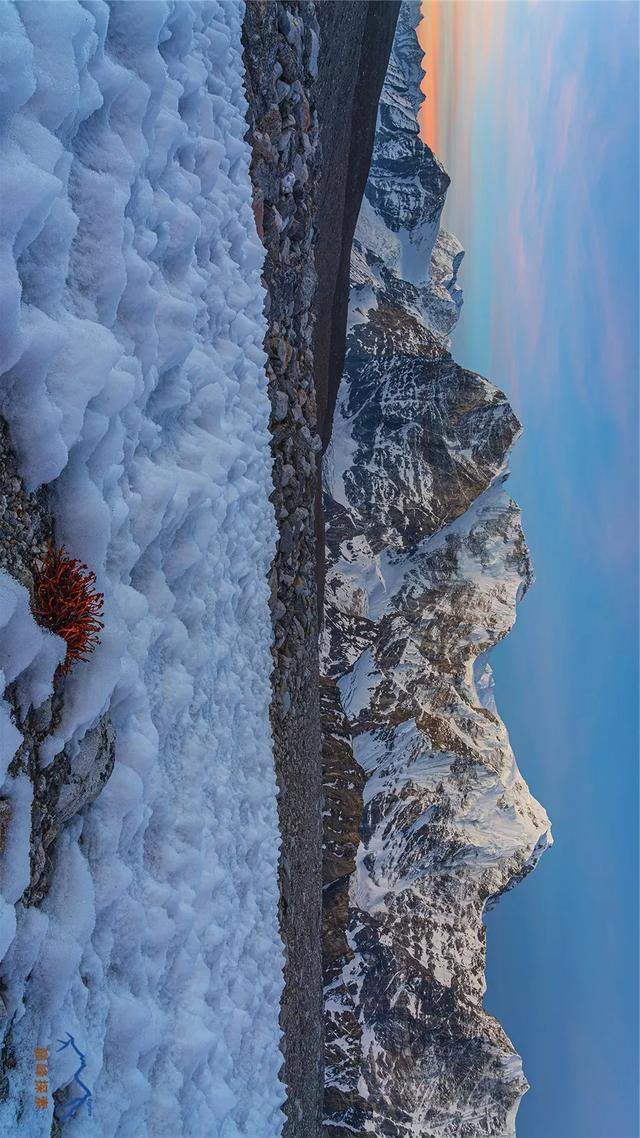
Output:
[321, 4, 552, 1135]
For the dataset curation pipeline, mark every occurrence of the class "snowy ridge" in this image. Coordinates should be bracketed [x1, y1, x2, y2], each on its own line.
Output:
[322, 4, 551, 1135]
[0, 3, 283, 1136]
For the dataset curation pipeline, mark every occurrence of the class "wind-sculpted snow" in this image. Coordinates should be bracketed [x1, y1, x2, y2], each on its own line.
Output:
[322, 3, 551, 1135]
[0, 3, 283, 1135]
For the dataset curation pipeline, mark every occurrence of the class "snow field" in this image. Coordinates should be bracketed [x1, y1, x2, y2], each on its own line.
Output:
[0, 2, 284, 1135]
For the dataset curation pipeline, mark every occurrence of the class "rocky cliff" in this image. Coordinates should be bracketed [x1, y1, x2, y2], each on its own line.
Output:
[321, 5, 552, 1135]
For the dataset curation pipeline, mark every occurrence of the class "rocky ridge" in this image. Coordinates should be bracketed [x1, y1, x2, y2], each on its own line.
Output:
[321, 4, 552, 1135]
[242, 6, 324, 1132]
[242, 5, 398, 1134]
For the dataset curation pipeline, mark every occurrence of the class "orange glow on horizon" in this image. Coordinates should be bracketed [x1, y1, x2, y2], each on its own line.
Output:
[416, 1, 507, 173]
[417, 1, 440, 153]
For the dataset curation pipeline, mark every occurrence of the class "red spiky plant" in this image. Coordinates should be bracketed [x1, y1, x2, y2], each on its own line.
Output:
[33, 544, 104, 675]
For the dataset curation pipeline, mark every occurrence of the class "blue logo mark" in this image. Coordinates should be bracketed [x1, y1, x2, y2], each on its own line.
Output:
[55, 1033, 93, 1123]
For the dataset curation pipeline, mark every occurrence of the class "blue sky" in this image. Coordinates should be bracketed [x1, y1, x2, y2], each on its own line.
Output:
[420, 3, 639, 1135]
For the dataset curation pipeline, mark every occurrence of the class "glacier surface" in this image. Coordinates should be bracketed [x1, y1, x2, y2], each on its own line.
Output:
[0, 2, 284, 1135]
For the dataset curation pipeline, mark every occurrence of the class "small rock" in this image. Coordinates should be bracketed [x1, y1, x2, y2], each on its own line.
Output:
[273, 391, 289, 421]
[306, 27, 319, 77]
[0, 800, 11, 855]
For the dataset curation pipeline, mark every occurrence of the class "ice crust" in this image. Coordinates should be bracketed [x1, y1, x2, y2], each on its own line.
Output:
[0, 2, 284, 1135]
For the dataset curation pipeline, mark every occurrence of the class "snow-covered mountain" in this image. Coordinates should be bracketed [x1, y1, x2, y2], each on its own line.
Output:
[321, 5, 552, 1135]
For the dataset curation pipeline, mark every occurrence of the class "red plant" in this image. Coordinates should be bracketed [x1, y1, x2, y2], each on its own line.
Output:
[33, 545, 104, 674]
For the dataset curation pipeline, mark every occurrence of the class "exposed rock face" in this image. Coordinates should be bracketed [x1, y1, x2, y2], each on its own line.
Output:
[0, 419, 52, 591]
[321, 5, 552, 1135]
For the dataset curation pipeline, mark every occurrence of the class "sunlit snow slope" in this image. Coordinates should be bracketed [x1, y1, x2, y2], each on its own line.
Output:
[0, 2, 283, 1135]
